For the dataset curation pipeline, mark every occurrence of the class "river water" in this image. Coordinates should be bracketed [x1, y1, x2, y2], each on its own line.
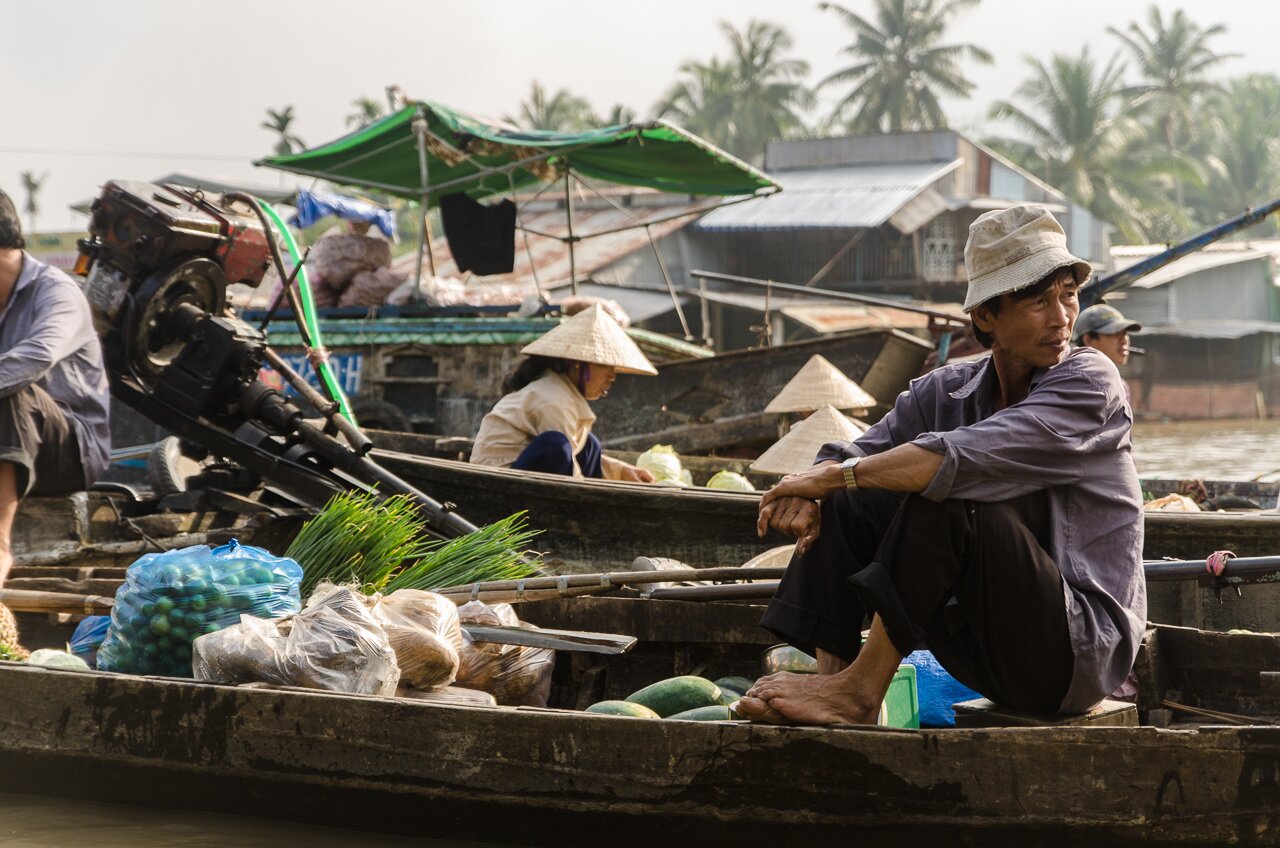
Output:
[1132, 419, 1280, 480]
[0, 792, 510, 848]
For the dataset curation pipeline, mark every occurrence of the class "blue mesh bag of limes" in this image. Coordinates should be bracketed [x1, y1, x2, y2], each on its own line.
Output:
[97, 539, 303, 677]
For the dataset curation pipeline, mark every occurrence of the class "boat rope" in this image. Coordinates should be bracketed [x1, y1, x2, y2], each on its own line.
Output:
[1206, 550, 1236, 577]
[556, 575, 571, 596]
[306, 346, 331, 370]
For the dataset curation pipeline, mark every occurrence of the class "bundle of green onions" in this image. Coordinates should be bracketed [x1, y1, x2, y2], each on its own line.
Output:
[286, 491, 542, 597]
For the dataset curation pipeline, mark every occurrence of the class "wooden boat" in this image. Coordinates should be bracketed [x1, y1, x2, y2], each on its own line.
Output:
[0, 602, 1276, 847]
[369, 435, 1280, 567]
[590, 328, 931, 452]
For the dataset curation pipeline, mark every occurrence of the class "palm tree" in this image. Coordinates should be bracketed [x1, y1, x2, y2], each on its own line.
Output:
[597, 104, 638, 126]
[988, 48, 1187, 243]
[654, 58, 737, 149]
[1190, 75, 1280, 227]
[656, 20, 813, 162]
[818, 0, 992, 133]
[19, 171, 46, 232]
[262, 106, 305, 155]
[1108, 6, 1237, 207]
[346, 96, 386, 129]
[506, 81, 595, 132]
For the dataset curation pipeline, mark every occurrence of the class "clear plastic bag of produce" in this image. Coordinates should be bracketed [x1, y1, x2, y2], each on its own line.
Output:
[373, 589, 463, 690]
[97, 539, 303, 677]
[454, 601, 554, 707]
[192, 584, 400, 696]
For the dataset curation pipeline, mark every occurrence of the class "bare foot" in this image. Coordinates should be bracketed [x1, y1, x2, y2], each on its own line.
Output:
[0, 548, 11, 589]
[741, 671, 882, 726]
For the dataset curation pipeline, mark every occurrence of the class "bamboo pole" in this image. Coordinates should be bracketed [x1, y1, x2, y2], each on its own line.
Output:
[434, 566, 785, 604]
[0, 589, 113, 616]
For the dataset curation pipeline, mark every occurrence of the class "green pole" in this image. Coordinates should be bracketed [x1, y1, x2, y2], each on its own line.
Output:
[255, 199, 357, 423]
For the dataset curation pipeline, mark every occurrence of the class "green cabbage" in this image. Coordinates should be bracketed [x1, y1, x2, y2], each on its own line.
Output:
[706, 471, 755, 492]
[637, 445, 686, 485]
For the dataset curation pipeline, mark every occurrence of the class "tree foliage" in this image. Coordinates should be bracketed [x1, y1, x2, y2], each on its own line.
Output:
[819, 0, 991, 133]
[262, 106, 305, 156]
[506, 81, 596, 132]
[655, 19, 813, 162]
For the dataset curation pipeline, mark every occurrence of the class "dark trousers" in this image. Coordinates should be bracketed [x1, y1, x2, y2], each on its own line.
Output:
[510, 431, 603, 478]
[760, 489, 1075, 714]
[0, 385, 86, 497]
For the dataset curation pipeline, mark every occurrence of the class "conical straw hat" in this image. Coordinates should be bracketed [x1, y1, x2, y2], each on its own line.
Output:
[764, 355, 876, 413]
[750, 405, 868, 475]
[521, 304, 657, 375]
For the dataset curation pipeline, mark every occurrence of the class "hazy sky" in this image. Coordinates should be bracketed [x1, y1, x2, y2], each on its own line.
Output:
[4, 0, 1278, 231]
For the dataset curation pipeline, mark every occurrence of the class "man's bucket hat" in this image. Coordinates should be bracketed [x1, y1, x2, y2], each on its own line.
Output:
[963, 204, 1092, 312]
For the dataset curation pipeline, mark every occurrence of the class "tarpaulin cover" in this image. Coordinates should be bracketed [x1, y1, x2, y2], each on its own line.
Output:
[290, 189, 397, 240]
[257, 101, 778, 202]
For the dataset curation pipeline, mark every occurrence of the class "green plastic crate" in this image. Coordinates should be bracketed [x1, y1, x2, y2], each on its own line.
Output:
[884, 664, 920, 729]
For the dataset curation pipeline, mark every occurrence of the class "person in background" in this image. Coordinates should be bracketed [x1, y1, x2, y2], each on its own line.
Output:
[470, 305, 656, 482]
[1073, 304, 1141, 369]
[0, 189, 111, 587]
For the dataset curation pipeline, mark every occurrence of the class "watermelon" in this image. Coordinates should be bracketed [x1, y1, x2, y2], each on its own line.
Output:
[626, 676, 722, 718]
[714, 676, 755, 697]
[666, 705, 734, 721]
[585, 700, 659, 718]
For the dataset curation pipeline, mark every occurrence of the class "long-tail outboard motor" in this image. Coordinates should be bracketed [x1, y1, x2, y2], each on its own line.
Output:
[76, 180, 477, 537]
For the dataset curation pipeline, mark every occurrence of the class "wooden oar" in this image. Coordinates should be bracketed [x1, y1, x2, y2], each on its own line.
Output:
[0, 588, 114, 615]
[434, 566, 786, 605]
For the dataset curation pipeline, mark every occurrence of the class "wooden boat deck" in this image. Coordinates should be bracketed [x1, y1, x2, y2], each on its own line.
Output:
[0, 615, 1276, 846]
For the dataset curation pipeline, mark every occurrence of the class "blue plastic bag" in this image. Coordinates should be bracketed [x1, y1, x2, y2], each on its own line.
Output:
[97, 539, 303, 677]
[69, 615, 111, 667]
[903, 650, 982, 728]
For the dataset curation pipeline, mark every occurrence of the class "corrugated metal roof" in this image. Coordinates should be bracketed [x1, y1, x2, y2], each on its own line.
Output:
[1110, 245, 1273, 289]
[692, 160, 961, 233]
[1138, 320, 1280, 340]
[390, 196, 718, 289]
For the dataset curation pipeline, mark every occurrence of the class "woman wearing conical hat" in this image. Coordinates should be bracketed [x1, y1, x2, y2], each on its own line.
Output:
[470, 305, 658, 481]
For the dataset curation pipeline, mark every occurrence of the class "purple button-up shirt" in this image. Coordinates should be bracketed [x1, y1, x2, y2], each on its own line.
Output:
[817, 346, 1145, 712]
[0, 254, 111, 484]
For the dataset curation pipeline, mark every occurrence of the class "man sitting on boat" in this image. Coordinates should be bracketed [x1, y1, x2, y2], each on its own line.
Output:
[470, 304, 657, 481]
[740, 204, 1145, 725]
[0, 189, 111, 587]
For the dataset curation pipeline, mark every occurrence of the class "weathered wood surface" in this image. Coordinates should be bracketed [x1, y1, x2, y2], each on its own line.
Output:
[590, 329, 930, 451]
[370, 452, 786, 571]
[0, 661, 1277, 846]
[367, 452, 1280, 572]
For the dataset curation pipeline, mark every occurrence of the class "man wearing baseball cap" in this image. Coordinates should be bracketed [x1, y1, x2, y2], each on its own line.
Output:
[1074, 303, 1142, 369]
[740, 204, 1144, 726]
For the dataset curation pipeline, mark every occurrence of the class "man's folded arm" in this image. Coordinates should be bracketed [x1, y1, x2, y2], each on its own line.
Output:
[914, 367, 1122, 503]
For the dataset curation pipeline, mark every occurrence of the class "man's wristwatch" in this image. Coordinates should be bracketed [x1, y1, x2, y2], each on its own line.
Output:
[840, 456, 864, 490]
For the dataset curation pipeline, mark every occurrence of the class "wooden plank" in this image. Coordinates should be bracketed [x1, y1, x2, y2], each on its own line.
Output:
[953, 698, 1139, 728]
[519, 597, 774, 646]
[463, 624, 636, 655]
[1146, 624, 1280, 717]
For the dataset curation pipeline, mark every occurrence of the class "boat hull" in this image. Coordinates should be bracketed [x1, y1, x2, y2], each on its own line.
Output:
[0, 661, 1276, 847]
[374, 451, 1280, 569]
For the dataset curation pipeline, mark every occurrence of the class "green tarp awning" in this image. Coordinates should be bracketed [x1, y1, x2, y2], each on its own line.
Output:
[256, 101, 779, 201]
